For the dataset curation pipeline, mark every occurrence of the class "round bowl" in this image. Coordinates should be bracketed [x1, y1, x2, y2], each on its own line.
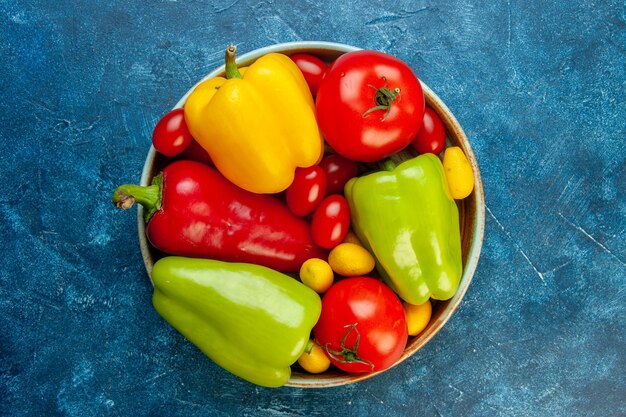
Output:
[137, 41, 485, 388]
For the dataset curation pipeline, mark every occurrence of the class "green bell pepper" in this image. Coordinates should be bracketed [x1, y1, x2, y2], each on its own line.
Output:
[151, 256, 322, 388]
[344, 153, 462, 305]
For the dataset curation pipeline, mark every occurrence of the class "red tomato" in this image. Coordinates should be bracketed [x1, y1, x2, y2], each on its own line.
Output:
[314, 277, 408, 373]
[311, 195, 350, 249]
[286, 166, 327, 216]
[318, 154, 359, 196]
[412, 107, 446, 155]
[316, 50, 425, 162]
[152, 108, 194, 157]
[179, 138, 213, 165]
[290, 53, 328, 96]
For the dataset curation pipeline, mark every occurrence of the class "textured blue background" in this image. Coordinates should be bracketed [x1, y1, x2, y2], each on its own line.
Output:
[1, 1, 624, 416]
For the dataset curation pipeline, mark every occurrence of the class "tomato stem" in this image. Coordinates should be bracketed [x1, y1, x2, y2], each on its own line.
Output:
[112, 174, 163, 222]
[362, 77, 401, 121]
[304, 339, 315, 354]
[225, 45, 243, 79]
[320, 323, 375, 371]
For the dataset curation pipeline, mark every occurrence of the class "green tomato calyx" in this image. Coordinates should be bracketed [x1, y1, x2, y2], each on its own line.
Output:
[320, 323, 375, 370]
[363, 77, 401, 121]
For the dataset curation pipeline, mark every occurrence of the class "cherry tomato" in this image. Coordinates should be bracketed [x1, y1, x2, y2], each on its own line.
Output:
[316, 50, 425, 162]
[412, 107, 446, 155]
[286, 166, 327, 216]
[318, 154, 359, 196]
[179, 138, 213, 165]
[314, 277, 408, 373]
[298, 340, 331, 374]
[290, 53, 328, 96]
[311, 195, 350, 249]
[152, 108, 194, 157]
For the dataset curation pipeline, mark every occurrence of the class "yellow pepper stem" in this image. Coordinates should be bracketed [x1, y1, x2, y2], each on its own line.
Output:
[225, 45, 243, 79]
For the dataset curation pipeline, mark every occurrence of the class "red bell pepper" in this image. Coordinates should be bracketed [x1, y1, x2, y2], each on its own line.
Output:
[112, 160, 327, 272]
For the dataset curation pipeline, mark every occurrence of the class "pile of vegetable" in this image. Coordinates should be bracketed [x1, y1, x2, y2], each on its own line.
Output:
[112, 45, 475, 388]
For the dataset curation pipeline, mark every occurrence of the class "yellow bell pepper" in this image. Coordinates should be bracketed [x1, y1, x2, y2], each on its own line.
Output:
[443, 146, 474, 199]
[184, 45, 324, 194]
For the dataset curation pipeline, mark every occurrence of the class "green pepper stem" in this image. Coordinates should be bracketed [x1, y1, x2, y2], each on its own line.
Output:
[382, 159, 397, 172]
[225, 45, 243, 79]
[112, 174, 163, 222]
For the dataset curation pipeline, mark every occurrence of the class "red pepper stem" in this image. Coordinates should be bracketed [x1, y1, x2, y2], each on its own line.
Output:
[111, 174, 163, 222]
[225, 45, 243, 79]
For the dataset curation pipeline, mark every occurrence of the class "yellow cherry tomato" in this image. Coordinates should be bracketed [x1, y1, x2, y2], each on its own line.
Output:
[443, 146, 474, 199]
[299, 258, 334, 293]
[328, 242, 376, 277]
[297, 340, 331, 374]
[403, 299, 432, 336]
[341, 229, 364, 247]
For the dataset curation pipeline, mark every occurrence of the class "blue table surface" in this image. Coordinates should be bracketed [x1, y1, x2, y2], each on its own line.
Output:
[1, 1, 624, 416]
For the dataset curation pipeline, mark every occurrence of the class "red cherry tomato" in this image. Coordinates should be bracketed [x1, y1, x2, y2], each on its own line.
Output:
[412, 107, 446, 155]
[314, 277, 408, 373]
[286, 166, 327, 216]
[311, 195, 350, 249]
[179, 138, 213, 165]
[316, 50, 425, 162]
[290, 53, 328, 96]
[318, 154, 359, 196]
[152, 108, 194, 157]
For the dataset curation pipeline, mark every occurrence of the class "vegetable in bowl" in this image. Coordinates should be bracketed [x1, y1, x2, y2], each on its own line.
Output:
[112, 41, 485, 388]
